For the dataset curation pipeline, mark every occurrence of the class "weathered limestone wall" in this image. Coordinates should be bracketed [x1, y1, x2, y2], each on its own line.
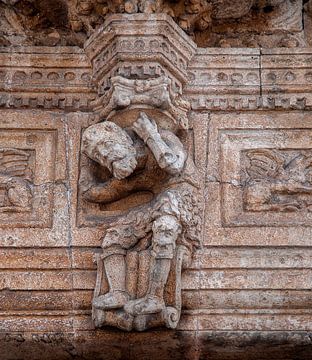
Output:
[1, 27, 312, 359]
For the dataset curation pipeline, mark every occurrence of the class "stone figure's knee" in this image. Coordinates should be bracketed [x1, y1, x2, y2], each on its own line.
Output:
[151, 215, 182, 259]
[101, 228, 126, 258]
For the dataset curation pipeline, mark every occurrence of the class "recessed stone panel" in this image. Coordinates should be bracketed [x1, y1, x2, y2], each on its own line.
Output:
[205, 111, 312, 246]
[220, 130, 312, 227]
[0, 128, 56, 228]
[0, 110, 68, 246]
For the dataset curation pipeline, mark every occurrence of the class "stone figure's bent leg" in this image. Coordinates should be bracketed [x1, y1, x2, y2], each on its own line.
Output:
[124, 208, 182, 316]
[93, 225, 141, 310]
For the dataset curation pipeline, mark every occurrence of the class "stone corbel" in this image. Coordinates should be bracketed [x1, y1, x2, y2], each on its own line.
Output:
[84, 14, 197, 126]
[92, 75, 190, 129]
[81, 14, 201, 331]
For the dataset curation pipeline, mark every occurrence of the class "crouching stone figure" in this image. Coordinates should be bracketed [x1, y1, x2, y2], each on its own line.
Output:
[81, 112, 201, 331]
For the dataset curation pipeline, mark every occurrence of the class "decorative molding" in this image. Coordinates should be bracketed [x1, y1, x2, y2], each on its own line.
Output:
[2, 46, 312, 111]
[0, 46, 96, 111]
[84, 14, 196, 120]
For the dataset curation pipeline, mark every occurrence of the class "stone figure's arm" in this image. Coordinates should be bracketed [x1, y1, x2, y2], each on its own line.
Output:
[272, 182, 312, 194]
[132, 112, 186, 175]
[82, 169, 153, 204]
[82, 177, 136, 204]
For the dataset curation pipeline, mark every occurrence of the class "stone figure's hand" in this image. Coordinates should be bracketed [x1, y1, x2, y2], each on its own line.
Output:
[132, 112, 159, 142]
[159, 151, 177, 169]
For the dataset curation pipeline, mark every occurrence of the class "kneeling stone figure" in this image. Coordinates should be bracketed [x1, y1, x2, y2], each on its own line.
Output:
[81, 112, 201, 330]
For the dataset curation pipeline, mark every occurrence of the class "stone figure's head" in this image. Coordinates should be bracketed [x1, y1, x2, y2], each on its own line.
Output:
[82, 121, 137, 179]
[152, 215, 182, 246]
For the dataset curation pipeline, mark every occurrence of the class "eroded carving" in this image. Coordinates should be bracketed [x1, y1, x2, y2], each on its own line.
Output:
[242, 149, 312, 212]
[0, 126, 57, 228]
[81, 111, 201, 331]
[94, 75, 190, 129]
[0, 0, 307, 48]
[0, 148, 33, 213]
[78, 11, 201, 332]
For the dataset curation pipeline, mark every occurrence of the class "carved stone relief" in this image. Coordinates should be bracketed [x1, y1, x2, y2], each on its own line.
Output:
[202, 112, 312, 263]
[1, 6, 312, 356]
[81, 112, 201, 330]
[0, 148, 33, 214]
[77, 15, 203, 330]
[216, 124, 312, 228]
[0, 128, 56, 228]
[242, 149, 312, 212]
[0, 0, 308, 48]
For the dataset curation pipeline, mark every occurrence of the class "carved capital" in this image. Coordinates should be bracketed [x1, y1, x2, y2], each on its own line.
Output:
[84, 14, 196, 125]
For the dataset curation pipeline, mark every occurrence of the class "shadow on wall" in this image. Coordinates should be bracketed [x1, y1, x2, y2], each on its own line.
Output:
[2, 330, 312, 360]
[0, 0, 312, 47]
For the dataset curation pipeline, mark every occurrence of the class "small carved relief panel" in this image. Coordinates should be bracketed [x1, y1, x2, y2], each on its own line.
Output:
[0, 148, 34, 213]
[218, 126, 312, 228]
[242, 149, 312, 213]
[202, 113, 312, 251]
[0, 128, 56, 228]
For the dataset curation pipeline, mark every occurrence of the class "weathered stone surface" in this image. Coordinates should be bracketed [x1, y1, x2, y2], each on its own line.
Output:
[0, 0, 309, 48]
[3, 46, 312, 112]
[206, 111, 312, 231]
[0, 46, 96, 111]
[80, 16, 203, 331]
[0, 10, 312, 360]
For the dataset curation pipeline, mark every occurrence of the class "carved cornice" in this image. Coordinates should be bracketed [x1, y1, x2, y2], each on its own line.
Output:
[185, 48, 312, 111]
[1, 45, 312, 112]
[0, 46, 96, 111]
[84, 14, 196, 86]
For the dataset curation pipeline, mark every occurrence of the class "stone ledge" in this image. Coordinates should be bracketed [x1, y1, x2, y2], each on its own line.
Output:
[1, 47, 312, 111]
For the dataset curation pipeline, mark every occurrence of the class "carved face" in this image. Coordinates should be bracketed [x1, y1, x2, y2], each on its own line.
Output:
[112, 154, 137, 180]
[152, 215, 182, 245]
[82, 121, 137, 179]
